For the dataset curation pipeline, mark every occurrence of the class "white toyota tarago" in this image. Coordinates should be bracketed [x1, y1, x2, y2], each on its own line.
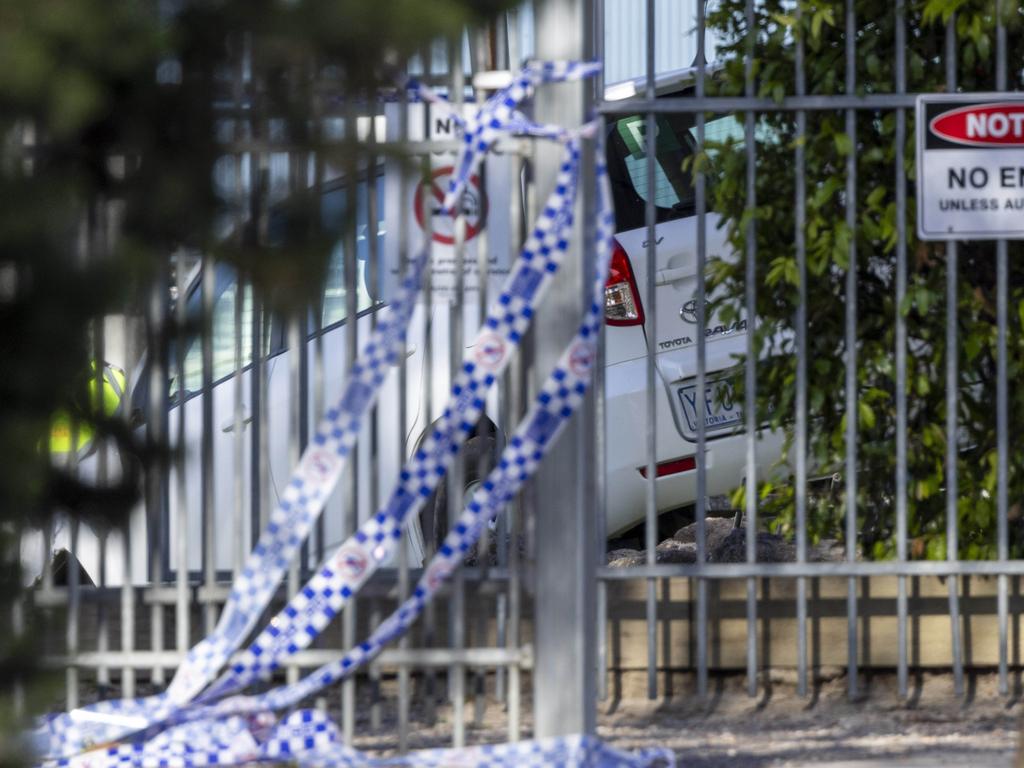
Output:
[600, 72, 784, 538]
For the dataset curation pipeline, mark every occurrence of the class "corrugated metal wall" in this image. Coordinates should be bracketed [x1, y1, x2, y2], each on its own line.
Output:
[602, 0, 714, 84]
[515, 1, 716, 86]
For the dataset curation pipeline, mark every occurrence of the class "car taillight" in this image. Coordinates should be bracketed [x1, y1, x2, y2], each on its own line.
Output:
[604, 240, 645, 326]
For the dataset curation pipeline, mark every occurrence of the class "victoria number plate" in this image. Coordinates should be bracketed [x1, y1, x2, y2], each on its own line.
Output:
[676, 374, 743, 441]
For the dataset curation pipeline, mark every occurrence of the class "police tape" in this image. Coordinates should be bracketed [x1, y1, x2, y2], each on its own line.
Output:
[53, 709, 674, 768]
[138, 142, 612, 729]
[192, 136, 584, 706]
[34, 244, 432, 758]
[35, 59, 625, 762]
[45, 143, 670, 768]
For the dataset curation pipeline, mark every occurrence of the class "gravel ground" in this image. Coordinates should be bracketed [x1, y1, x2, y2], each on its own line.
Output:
[595, 672, 1021, 766]
[343, 672, 1021, 767]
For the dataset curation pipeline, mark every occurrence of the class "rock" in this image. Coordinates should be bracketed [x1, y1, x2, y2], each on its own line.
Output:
[606, 548, 644, 567]
[673, 517, 736, 553]
[654, 538, 696, 564]
[711, 527, 795, 563]
[606, 541, 697, 567]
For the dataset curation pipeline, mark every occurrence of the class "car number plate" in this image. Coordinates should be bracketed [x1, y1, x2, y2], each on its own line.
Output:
[676, 375, 743, 440]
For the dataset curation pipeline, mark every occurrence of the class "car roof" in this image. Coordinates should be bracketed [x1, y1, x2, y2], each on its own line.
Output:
[603, 61, 723, 103]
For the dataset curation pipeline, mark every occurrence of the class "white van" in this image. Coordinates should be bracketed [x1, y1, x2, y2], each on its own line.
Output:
[26, 69, 785, 584]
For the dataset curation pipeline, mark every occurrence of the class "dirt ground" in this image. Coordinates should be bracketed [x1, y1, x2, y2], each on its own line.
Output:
[346, 671, 1023, 766]
[73, 670, 1024, 765]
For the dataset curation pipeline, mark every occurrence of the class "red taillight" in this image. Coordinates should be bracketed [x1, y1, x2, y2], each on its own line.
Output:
[638, 455, 698, 479]
[604, 240, 645, 326]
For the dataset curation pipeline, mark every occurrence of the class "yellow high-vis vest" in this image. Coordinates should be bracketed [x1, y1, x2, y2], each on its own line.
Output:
[49, 361, 127, 457]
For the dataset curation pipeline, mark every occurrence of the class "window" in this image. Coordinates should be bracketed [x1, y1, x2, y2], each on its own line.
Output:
[606, 111, 701, 233]
[169, 265, 260, 399]
[320, 176, 384, 328]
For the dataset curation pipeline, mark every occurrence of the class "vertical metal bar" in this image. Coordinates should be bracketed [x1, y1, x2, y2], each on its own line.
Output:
[232, 41, 247, 582]
[594, 0, 610, 705]
[249, 134, 264, 549]
[419, 62, 438, 728]
[448, 39, 467, 748]
[201, 253, 216, 634]
[894, 0, 909, 701]
[507, 349, 523, 741]
[342, 102, 359, 745]
[469, 31, 492, 725]
[96, 531, 109, 689]
[995, 0, 1009, 698]
[93, 231, 110, 688]
[148, 267, 169, 687]
[505, 145, 526, 742]
[843, 0, 858, 701]
[642, 0, 659, 703]
[65, 213, 89, 709]
[175, 251, 190, 662]
[532, 0, 597, 737]
[694, 0, 709, 701]
[257, 151, 272, 548]
[944, 15, 965, 699]
[396, 82, 412, 756]
[794, 0, 809, 700]
[743, 0, 758, 699]
[365, 95, 383, 732]
[232, 284, 245, 578]
[286, 315, 301, 687]
[66, 518, 80, 709]
[12, 580, 24, 715]
[121, 290, 136, 697]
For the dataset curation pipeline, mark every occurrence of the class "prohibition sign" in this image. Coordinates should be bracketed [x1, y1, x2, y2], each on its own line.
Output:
[414, 166, 488, 245]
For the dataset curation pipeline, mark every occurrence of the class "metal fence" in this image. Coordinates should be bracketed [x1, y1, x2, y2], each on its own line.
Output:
[26, 0, 1024, 754]
[592, 0, 1023, 706]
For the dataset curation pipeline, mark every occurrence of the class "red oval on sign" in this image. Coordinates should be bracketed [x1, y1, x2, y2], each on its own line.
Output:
[930, 103, 1024, 147]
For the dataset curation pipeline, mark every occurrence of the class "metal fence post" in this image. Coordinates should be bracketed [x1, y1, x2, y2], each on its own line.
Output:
[531, 0, 598, 739]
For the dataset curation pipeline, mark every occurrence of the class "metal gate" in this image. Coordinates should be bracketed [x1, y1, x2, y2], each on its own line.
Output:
[592, 0, 1024, 705]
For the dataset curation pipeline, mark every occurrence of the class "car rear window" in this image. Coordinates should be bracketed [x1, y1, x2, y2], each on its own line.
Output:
[606, 111, 743, 233]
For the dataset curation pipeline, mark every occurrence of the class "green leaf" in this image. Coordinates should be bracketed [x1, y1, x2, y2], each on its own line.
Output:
[834, 132, 853, 156]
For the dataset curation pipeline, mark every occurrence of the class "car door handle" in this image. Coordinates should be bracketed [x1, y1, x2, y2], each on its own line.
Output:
[221, 413, 254, 433]
[655, 265, 697, 285]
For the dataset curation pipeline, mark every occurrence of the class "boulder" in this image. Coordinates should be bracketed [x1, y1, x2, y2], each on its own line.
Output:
[673, 517, 736, 554]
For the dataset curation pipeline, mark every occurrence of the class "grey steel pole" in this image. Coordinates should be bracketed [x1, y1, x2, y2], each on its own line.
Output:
[531, 0, 597, 739]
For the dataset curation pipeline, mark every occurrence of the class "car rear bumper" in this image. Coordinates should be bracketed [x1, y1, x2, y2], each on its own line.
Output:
[603, 355, 785, 536]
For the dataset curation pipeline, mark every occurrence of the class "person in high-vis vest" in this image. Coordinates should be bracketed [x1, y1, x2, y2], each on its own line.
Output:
[48, 361, 127, 459]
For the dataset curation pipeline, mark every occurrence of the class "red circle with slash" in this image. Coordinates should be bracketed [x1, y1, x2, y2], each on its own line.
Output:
[414, 166, 488, 245]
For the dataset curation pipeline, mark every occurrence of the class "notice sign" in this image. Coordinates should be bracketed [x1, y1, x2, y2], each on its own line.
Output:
[383, 102, 512, 300]
[917, 94, 1024, 240]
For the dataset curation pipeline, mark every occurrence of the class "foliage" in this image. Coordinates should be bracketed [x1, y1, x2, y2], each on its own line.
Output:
[0, 0, 513, 760]
[703, 0, 1024, 560]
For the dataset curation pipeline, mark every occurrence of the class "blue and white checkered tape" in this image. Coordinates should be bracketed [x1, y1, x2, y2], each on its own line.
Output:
[35, 59, 608, 759]
[212, 148, 614, 718]
[34, 244, 432, 757]
[194, 135, 584, 706]
[51, 710, 673, 768]
[37, 60, 670, 768]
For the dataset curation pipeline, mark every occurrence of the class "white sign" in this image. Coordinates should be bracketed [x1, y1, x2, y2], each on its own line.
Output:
[383, 103, 513, 299]
[917, 94, 1024, 240]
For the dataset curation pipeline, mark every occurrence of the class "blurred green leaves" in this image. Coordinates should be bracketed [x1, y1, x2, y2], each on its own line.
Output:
[0, 0, 516, 747]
